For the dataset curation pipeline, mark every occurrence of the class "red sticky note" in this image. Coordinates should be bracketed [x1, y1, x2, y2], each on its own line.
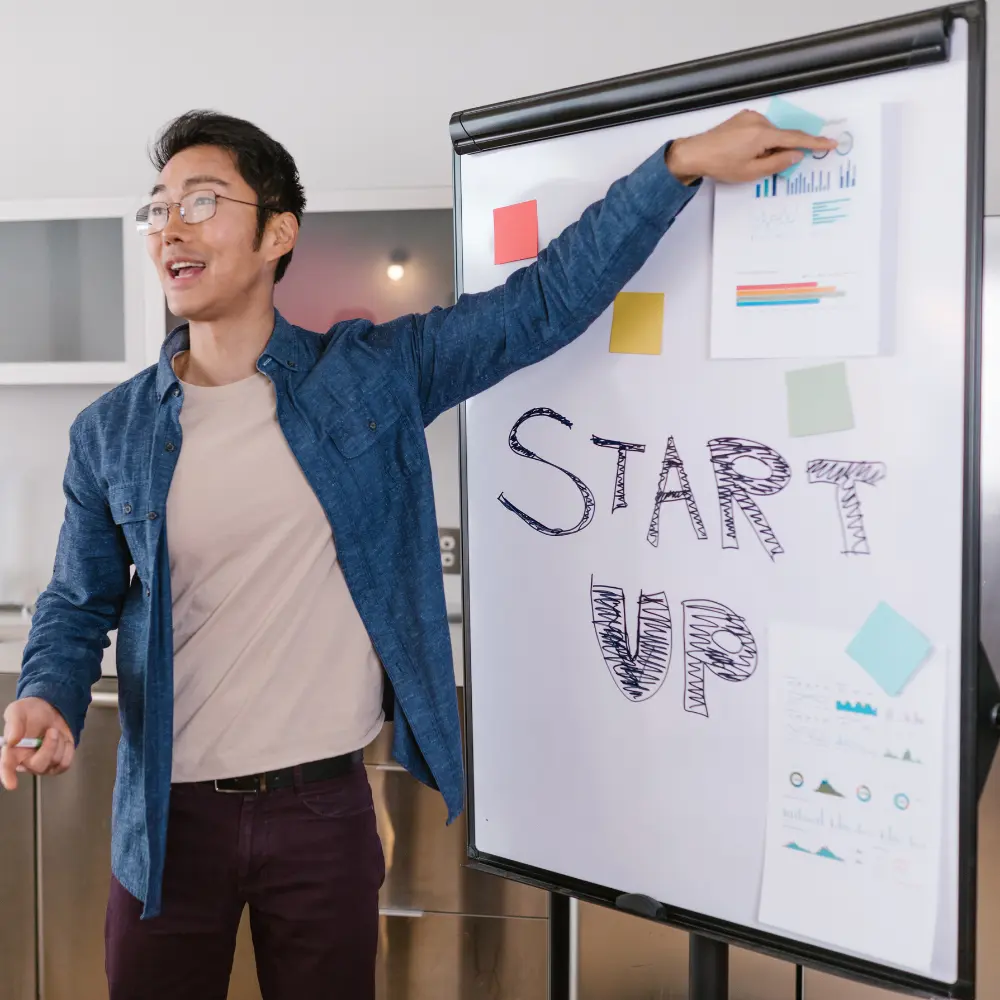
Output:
[493, 200, 538, 265]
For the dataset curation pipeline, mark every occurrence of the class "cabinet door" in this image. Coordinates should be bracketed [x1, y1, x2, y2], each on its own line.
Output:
[377, 912, 547, 1000]
[38, 682, 119, 1000]
[0, 673, 36, 1000]
[0, 199, 155, 385]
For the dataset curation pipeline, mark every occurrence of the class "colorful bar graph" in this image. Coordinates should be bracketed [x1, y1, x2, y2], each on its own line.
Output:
[736, 281, 845, 307]
[755, 173, 781, 198]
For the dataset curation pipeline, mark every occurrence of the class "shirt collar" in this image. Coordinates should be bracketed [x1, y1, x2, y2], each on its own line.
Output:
[156, 309, 312, 400]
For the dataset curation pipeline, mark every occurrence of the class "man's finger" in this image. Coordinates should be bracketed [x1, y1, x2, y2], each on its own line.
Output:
[48, 738, 73, 775]
[750, 149, 805, 179]
[768, 127, 838, 152]
[24, 728, 60, 774]
[2, 704, 26, 746]
[0, 746, 32, 790]
[0, 748, 15, 790]
[55, 741, 75, 775]
[44, 738, 67, 774]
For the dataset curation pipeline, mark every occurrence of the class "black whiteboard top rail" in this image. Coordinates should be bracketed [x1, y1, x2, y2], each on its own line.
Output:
[450, 4, 974, 155]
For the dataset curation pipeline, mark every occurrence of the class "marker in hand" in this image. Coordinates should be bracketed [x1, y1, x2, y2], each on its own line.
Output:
[0, 737, 43, 750]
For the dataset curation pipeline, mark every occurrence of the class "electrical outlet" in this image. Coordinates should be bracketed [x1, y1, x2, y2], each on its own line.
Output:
[439, 527, 462, 575]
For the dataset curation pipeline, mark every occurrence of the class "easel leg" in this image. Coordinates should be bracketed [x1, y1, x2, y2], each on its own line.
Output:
[689, 933, 728, 999]
[549, 892, 572, 1000]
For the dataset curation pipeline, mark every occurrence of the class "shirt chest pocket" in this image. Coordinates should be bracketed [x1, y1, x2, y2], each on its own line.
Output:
[319, 379, 417, 477]
[107, 481, 155, 577]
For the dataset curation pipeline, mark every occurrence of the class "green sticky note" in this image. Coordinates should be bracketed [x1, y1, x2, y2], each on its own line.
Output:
[609, 292, 664, 355]
[766, 96, 826, 178]
[785, 362, 854, 437]
[846, 602, 932, 697]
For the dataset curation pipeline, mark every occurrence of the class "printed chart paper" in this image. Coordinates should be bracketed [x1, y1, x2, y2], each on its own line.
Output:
[710, 106, 889, 358]
[758, 622, 946, 971]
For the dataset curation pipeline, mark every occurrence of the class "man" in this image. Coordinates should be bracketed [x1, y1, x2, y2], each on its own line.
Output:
[1, 108, 833, 998]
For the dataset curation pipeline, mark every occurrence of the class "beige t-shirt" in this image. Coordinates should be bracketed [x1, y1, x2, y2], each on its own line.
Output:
[167, 367, 384, 783]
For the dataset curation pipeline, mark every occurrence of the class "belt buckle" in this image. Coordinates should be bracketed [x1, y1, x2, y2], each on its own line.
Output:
[214, 772, 268, 794]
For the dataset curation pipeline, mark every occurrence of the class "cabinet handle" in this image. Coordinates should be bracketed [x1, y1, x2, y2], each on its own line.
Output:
[90, 691, 119, 708]
[378, 907, 425, 918]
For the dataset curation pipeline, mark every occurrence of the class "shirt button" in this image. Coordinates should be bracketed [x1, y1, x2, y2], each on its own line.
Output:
[145, 587, 151, 597]
[287, 360, 297, 369]
[123, 503, 132, 515]
[147, 511, 158, 521]
[368, 420, 377, 431]
[165, 442, 175, 453]
[173, 388, 181, 397]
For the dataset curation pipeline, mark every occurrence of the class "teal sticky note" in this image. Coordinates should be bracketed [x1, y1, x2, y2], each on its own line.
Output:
[785, 363, 854, 437]
[846, 603, 933, 697]
[766, 96, 827, 178]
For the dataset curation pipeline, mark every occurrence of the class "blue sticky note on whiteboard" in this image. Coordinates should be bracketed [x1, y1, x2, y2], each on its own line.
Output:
[766, 96, 827, 178]
[845, 603, 933, 697]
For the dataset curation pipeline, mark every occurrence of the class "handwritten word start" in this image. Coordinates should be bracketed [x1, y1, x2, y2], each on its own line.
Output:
[498, 407, 887, 559]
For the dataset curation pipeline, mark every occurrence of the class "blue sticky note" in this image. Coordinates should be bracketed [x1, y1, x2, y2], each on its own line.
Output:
[766, 96, 827, 178]
[845, 603, 933, 697]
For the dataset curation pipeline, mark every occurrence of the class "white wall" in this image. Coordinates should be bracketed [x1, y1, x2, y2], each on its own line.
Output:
[0, 386, 110, 604]
[1, 0, 995, 207]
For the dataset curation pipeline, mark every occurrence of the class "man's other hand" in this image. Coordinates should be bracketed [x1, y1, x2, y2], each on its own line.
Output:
[1, 697, 75, 791]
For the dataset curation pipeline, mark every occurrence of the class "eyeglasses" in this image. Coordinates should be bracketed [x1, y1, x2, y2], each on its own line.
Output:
[135, 190, 279, 235]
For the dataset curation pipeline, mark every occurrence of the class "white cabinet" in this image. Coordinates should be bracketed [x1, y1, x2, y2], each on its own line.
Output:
[0, 198, 163, 384]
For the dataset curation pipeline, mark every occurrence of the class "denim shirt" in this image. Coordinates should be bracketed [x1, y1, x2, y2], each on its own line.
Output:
[17, 143, 696, 917]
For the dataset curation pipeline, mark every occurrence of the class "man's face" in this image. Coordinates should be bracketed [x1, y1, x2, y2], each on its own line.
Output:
[145, 145, 290, 322]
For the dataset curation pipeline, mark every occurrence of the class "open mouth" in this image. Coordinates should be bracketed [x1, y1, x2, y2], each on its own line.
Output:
[167, 261, 207, 283]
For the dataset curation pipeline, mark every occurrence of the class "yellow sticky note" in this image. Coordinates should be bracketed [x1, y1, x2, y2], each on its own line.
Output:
[609, 292, 664, 355]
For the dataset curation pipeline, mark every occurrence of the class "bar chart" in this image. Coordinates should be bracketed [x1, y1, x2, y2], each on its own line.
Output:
[735, 281, 846, 307]
[755, 174, 780, 198]
[755, 170, 835, 198]
[838, 160, 857, 189]
[785, 170, 831, 196]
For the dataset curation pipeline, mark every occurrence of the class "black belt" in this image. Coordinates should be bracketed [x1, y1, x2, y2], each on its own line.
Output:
[209, 749, 363, 794]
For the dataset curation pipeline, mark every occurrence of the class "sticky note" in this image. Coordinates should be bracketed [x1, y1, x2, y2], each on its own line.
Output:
[784, 362, 854, 437]
[766, 96, 827, 177]
[493, 200, 538, 265]
[609, 292, 664, 355]
[846, 602, 933, 696]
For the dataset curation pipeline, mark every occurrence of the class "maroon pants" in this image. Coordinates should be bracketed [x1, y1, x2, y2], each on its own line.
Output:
[105, 761, 384, 1000]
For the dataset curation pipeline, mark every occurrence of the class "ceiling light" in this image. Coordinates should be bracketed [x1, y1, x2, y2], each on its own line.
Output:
[387, 263, 405, 282]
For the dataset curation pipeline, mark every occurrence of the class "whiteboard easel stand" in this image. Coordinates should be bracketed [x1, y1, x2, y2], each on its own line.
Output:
[455, 5, 991, 996]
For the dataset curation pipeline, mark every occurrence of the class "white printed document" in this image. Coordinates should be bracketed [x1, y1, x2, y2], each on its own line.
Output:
[758, 622, 946, 972]
[710, 105, 892, 358]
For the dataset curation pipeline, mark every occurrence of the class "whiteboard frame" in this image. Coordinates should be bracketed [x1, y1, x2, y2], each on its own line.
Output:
[454, 5, 986, 997]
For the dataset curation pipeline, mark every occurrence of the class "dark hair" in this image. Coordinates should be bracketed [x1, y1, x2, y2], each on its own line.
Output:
[150, 110, 306, 283]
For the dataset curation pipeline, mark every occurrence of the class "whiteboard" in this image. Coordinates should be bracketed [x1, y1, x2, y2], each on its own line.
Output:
[459, 17, 977, 994]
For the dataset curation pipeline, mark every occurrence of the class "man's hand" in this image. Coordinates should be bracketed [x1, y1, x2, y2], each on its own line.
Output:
[666, 109, 837, 186]
[1, 697, 75, 791]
